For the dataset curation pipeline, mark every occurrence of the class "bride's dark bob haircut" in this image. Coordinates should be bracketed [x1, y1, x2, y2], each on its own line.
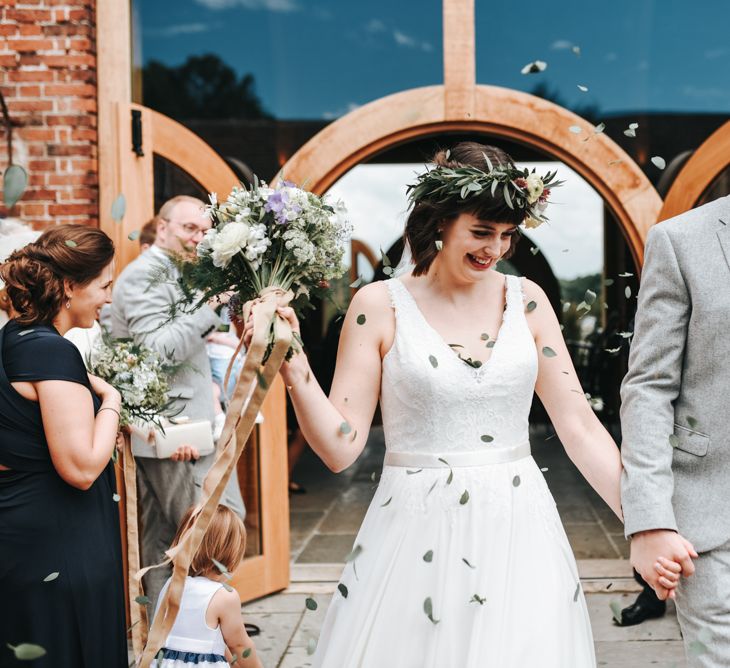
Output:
[405, 142, 524, 277]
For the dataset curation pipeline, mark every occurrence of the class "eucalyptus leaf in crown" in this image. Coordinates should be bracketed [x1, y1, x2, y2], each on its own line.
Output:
[87, 333, 183, 430]
[407, 153, 564, 229]
[176, 178, 351, 320]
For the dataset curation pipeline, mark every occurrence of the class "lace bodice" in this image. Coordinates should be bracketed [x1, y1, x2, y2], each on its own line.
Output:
[380, 275, 538, 454]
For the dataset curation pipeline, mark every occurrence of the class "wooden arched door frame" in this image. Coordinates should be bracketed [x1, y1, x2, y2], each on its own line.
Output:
[659, 120, 730, 221]
[101, 103, 291, 604]
[278, 85, 663, 269]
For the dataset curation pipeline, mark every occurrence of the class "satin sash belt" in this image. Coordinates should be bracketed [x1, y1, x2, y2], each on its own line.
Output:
[383, 442, 531, 468]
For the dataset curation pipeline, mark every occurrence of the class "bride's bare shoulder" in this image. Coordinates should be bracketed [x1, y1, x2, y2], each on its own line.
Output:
[347, 280, 393, 315]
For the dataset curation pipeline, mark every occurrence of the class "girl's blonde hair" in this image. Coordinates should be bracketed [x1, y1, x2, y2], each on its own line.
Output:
[172, 504, 247, 577]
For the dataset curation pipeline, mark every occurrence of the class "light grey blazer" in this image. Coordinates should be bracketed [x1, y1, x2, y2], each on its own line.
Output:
[110, 246, 221, 483]
[620, 195, 730, 552]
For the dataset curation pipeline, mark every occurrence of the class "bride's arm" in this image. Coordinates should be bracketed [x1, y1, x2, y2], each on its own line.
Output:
[524, 279, 624, 520]
[267, 282, 391, 473]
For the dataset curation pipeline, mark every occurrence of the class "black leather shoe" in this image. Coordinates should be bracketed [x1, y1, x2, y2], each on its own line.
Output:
[617, 591, 666, 626]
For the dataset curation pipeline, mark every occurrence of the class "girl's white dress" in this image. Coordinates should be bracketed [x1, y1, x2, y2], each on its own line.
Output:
[151, 576, 229, 668]
[313, 275, 596, 667]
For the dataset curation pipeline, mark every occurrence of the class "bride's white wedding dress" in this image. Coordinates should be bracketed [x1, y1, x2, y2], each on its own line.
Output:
[313, 275, 595, 667]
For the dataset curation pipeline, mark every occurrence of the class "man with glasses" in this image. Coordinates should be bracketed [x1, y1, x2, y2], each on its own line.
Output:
[111, 195, 245, 608]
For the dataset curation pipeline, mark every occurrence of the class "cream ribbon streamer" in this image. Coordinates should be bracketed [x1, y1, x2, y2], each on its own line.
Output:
[136, 288, 293, 667]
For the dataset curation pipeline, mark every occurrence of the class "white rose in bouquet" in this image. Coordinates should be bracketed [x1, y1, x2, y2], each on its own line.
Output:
[210, 222, 251, 268]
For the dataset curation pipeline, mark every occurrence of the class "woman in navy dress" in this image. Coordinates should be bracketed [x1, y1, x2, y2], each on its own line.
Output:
[0, 225, 127, 667]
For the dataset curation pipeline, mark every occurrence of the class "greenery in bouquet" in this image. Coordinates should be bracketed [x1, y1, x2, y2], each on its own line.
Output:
[88, 333, 183, 430]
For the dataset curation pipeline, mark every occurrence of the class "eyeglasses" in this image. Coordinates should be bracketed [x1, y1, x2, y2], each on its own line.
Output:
[161, 218, 209, 237]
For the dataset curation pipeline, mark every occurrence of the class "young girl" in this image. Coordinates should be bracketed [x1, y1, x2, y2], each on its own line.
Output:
[151, 505, 262, 668]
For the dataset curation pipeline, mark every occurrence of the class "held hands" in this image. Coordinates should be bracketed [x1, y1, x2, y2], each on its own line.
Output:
[630, 529, 699, 600]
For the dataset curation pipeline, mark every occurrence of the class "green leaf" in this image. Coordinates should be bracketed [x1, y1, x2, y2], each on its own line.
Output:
[462, 557, 475, 569]
[503, 183, 513, 209]
[434, 239, 443, 251]
[480, 434, 494, 443]
[480, 332, 490, 341]
[573, 582, 581, 602]
[423, 597, 439, 624]
[512, 475, 521, 487]
[669, 434, 679, 448]
[338, 583, 348, 598]
[380, 496, 392, 507]
[111, 193, 126, 221]
[128, 230, 140, 241]
[339, 421, 352, 435]
[485, 340, 496, 349]
[256, 369, 268, 389]
[618, 272, 634, 278]
[542, 346, 557, 358]
[604, 278, 614, 286]
[609, 600, 623, 624]
[526, 300, 537, 312]
[306, 638, 317, 655]
[459, 490, 470, 505]
[406, 468, 423, 475]
[423, 550, 434, 563]
[305, 596, 318, 611]
[625, 286, 632, 299]
[3, 164, 29, 209]
[345, 544, 363, 562]
[65, 239, 78, 248]
[350, 276, 363, 289]
[687, 416, 698, 429]
[212, 558, 230, 576]
[470, 594, 486, 605]
[428, 355, 438, 368]
[568, 125, 583, 134]
[7, 644, 47, 661]
[427, 479, 438, 496]
[135, 595, 151, 606]
[43, 572, 60, 582]
[584, 289, 596, 305]
[242, 648, 253, 658]
[112, 493, 121, 502]
[530, 246, 539, 255]
[356, 313, 366, 325]
[651, 156, 666, 170]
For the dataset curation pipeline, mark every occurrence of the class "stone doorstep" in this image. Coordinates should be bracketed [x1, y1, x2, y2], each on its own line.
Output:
[285, 560, 642, 595]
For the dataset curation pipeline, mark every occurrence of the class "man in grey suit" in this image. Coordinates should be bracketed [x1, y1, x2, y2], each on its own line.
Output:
[111, 195, 245, 606]
[621, 194, 730, 666]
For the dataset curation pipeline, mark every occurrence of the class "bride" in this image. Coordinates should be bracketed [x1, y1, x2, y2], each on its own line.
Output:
[251, 142, 681, 666]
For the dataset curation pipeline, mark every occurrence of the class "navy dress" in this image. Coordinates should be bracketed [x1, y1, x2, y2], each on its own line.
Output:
[0, 321, 127, 668]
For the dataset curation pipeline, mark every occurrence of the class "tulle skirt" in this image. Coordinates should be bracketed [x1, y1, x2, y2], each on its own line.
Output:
[313, 454, 596, 668]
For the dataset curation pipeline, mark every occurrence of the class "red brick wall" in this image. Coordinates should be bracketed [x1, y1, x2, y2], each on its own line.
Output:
[0, 0, 98, 228]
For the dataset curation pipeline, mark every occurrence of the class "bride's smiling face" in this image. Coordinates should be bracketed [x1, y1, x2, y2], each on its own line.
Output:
[437, 213, 519, 278]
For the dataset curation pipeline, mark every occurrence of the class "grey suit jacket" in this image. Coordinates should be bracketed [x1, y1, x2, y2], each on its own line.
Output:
[620, 195, 730, 552]
[110, 247, 223, 482]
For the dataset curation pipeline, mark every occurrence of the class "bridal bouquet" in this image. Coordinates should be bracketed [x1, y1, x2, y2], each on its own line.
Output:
[88, 335, 182, 430]
[174, 178, 351, 353]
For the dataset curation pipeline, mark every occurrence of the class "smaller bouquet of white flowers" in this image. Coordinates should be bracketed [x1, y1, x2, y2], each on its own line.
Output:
[88, 334, 182, 430]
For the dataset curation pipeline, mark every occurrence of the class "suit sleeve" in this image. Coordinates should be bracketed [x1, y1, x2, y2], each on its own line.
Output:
[620, 224, 690, 537]
[120, 268, 221, 365]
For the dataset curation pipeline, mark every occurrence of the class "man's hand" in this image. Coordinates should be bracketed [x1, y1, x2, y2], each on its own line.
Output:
[630, 529, 699, 600]
[170, 444, 200, 462]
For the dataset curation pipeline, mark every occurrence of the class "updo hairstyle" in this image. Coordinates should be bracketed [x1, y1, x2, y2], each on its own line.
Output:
[0, 224, 115, 325]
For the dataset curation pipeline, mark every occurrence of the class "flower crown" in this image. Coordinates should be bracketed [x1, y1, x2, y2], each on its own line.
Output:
[407, 154, 564, 228]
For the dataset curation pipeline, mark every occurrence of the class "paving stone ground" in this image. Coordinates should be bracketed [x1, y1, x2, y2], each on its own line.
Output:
[242, 426, 686, 667]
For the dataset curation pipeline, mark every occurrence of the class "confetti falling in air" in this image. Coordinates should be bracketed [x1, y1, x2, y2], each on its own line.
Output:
[356, 314, 366, 325]
[577, 84, 588, 92]
[521, 60, 547, 74]
[569, 125, 583, 134]
[651, 156, 666, 170]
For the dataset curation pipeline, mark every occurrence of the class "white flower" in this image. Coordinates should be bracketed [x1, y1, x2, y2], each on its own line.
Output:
[210, 222, 251, 268]
[196, 228, 216, 258]
[525, 173, 544, 204]
[208, 192, 218, 207]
